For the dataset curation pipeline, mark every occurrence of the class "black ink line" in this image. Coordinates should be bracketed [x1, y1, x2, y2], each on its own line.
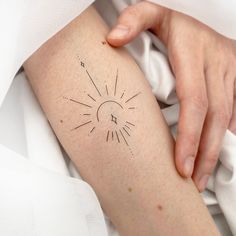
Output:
[125, 92, 141, 104]
[106, 131, 110, 142]
[81, 62, 85, 67]
[86, 70, 102, 97]
[115, 131, 120, 143]
[112, 131, 114, 140]
[69, 99, 92, 108]
[96, 100, 123, 122]
[128, 107, 136, 109]
[126, 121, 135, 127]
[119, 129, 129, 146]
[114, 69, 118, 96]
[71, 121, 92, 131]
[87, 94, 96, 102]
[90, 127, 95, 133]
[83, 114, 91, 116]
[125, 125, 131, 130]
[123, 127, 130, 136]
[106, 85, 109, 95]
[120, 92, 125, 99]
[129, 147, 134, 157]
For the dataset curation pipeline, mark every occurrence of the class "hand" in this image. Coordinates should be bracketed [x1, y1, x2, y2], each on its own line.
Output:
[107, 1, 236, 192]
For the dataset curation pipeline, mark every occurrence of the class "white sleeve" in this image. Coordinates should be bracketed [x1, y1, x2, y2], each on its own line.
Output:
[0, 0, 95, 106]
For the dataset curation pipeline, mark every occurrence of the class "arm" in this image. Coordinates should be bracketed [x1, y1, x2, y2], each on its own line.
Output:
[23, 6, 220, 236]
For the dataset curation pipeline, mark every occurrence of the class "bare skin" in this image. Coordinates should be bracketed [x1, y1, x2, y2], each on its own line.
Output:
[107, 1, 236, 192]
[23, 6, 220, 236]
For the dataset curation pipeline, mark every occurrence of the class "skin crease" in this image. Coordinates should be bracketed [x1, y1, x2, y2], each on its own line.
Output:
[107, 1, 236, 192]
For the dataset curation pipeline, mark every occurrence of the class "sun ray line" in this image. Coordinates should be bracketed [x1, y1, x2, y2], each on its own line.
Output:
[106, 84, 109, 95]
[120, 92, 125, 99]
[87, 94, 96, 102]
[125, 92, 141, 103]
[112, 131, 114, 140]
[125, 125, 131, 130]
[115, 131, 120, 143]
[114, 69, 118, 96]
[86, 70, 102, 97]
[128, 107, 136, 109]
[106, 130, 110, 142]
[83, 114, 91, 116]
[90, 127, 95, 133]
[71, 121, 92, 131]
[126, 121, 135, 127]
[69, 98, 92, 108]
[123, 127, 130, 136]
[119, 129, 129, 146]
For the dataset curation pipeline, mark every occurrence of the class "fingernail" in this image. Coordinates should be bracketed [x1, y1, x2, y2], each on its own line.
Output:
[198, 175, 210, 192]
[109, 24, 130, 39]
[184, 156, 194, 177]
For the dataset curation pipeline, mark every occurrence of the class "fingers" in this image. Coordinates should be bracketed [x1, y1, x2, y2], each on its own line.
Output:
[173, 52, 208, 178]
[192, 67, 231, 192]
[107, 1, 166, 47]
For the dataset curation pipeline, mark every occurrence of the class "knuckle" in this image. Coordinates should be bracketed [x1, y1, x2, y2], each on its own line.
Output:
[190, 95, 208, 113]
[204, 152, 219, 171]
[211, 107, 231, 126]
[123, 6, 141, 19]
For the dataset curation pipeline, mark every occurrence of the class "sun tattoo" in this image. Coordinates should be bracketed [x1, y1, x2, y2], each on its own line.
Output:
[62, 58, 141, 157]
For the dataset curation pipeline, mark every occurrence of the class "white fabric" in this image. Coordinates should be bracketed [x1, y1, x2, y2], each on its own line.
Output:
[0, 0, 236, 235]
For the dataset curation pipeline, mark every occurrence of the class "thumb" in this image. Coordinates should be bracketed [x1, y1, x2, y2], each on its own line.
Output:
[107, 1, 166, 47]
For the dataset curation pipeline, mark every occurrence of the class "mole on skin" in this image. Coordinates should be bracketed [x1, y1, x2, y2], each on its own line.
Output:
[102, 41, 107, 45]
[157, 204, 163, 211]
[128, 187, 132, 192]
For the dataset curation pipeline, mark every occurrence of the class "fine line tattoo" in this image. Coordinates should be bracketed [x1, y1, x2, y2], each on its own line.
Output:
[87, 94, 96, 102]
[106, 84, 109, 95]
[115, 131, 120, 143]
[106, 130, 110, 142]
[119, 129, 129, 146]
[126, 121, 135, 127]
[86, 70, 102, 97]
[65, 60, 142, 157]
[71, 121, 92, 131]
[123, 127, 130, 136]
[90, 127, 95, 133]
[125, 92, 141, 104]
[64, 97, 92, 108]
[125, 125, 131, 130]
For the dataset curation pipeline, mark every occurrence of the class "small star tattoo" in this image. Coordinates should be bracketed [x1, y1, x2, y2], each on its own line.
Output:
[111, 114, 118, 125]
[81, 62, 85, 67]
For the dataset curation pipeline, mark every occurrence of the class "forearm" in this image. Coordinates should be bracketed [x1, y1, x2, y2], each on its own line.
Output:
[23, 6, 219, 236]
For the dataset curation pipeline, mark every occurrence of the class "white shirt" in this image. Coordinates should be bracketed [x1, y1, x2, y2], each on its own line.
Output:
[0, 0, 236, 235]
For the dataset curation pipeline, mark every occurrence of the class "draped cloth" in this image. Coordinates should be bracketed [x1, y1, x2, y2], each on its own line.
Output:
[0, 0, 235, 235]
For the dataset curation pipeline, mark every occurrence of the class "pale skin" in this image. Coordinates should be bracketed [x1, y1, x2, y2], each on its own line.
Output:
[24, 5, 220, 236]
[107, 1, 236, 192]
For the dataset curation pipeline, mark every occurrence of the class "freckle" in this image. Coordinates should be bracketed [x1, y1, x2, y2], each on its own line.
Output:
[102, 41, 107, 45]
[157, 205, 163, 211]
[128, 187, 132, 192]
[60, 120, 63, 123]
